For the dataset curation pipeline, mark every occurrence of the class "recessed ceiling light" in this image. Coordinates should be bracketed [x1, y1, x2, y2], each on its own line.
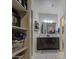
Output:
[51, 4, 54, 7]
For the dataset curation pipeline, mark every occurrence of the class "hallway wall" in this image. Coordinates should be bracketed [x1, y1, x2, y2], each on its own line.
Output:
[31, 0, 65, 59]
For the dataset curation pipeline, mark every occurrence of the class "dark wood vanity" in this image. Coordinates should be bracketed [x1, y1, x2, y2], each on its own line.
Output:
[37, 37, 60, 50]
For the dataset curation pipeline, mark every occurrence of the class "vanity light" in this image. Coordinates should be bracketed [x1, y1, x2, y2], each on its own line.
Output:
[43, 19, 55, 23]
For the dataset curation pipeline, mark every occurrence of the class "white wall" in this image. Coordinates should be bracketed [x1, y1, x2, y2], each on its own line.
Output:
[31, 0, 65, 59]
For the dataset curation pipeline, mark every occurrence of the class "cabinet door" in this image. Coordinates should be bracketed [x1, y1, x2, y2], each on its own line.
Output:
[60, 16, 65, 51]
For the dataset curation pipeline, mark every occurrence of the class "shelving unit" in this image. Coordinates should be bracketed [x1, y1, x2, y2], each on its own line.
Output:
[12, 0, 31, 59]
[12, 0, 26, 12]
[12, 47, 28, 57]
[12, 25, 28, 31]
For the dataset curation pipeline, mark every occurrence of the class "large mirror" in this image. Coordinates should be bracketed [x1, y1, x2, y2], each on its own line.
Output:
[41, 22, 56, 34]
[39, 13, 58, 35]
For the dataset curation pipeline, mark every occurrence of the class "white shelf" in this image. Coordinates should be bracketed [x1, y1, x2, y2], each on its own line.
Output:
[12, 47, 27, 57]
[12, 26, 28, 31]
[12, 0, 26, 13]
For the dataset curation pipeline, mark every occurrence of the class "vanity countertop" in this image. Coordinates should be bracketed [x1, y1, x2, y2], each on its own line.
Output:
[39, 33, 60, 38]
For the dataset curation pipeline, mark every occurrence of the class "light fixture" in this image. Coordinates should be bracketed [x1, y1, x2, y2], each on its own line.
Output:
[43, 19, 55, 23]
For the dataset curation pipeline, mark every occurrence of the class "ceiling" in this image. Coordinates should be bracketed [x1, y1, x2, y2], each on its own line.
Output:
[32, 0, 65, 15]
